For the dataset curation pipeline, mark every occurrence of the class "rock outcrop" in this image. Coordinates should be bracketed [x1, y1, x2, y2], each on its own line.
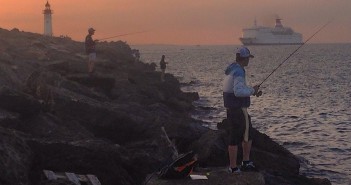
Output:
[0, 27, 330, 185]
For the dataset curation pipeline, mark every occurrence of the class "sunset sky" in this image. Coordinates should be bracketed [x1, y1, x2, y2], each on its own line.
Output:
[1, 0, 350, 45]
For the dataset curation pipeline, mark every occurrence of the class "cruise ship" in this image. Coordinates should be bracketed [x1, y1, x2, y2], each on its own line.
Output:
[239, 18, 303, 45]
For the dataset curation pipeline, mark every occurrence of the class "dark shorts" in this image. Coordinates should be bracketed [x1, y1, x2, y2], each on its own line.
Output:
[227, 108, 253, 145]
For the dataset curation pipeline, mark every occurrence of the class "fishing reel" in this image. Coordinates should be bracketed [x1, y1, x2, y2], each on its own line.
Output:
[255, 91, 263, 97]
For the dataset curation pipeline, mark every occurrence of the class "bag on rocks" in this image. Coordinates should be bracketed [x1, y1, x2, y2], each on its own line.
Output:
[158, 151, 197, 179]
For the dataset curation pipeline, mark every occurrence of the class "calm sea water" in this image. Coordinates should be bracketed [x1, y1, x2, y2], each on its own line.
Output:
[133, 44, 351, 185]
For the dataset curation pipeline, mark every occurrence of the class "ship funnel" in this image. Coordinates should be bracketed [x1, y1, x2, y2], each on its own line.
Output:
[275, 18, 283, 28]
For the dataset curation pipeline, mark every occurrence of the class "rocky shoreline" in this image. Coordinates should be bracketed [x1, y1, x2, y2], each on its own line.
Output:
[0, 28, 330, 185]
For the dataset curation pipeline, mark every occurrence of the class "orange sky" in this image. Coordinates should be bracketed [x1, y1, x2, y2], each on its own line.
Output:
[1, 0, 350, 45]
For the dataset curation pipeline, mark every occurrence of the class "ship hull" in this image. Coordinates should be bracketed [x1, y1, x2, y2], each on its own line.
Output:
[239, 35, 303, 46]
[241, 42, 303, 46]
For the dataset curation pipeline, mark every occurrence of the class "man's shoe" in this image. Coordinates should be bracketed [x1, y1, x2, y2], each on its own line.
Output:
[228, 167, 241, 174]
[240, 161, 258, 172]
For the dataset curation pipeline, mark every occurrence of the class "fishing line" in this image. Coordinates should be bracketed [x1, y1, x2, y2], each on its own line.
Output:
[258, 19, 333, 87]
[98, 30, 149, 41]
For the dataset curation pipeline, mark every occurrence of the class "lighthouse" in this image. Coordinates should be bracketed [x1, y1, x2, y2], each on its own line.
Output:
[43, 1, 53, 36]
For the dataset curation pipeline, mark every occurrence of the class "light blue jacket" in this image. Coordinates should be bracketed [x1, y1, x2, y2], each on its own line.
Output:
[223, 63, 254, 108]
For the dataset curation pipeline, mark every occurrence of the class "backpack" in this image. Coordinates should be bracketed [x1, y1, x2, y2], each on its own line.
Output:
[158, 151, 197, 179]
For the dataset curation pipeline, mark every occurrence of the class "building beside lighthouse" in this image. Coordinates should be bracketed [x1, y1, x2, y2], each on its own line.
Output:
[43, 1, 53, 36]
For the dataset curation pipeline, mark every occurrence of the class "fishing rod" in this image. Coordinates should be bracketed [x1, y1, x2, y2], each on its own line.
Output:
[258, 20, 333, 87]
[98, 30, 148, 41]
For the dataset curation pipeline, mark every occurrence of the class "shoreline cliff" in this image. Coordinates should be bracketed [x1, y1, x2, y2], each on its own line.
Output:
[0, 28, 330, 185]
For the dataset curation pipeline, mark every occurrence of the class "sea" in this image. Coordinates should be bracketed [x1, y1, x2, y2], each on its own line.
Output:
[133, 44, 351, 185]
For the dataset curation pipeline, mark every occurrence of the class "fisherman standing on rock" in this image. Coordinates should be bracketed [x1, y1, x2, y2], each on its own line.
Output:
[85, 27, 98, 74]
[160, 55, 167, 82]
[222, 47, 261, 173]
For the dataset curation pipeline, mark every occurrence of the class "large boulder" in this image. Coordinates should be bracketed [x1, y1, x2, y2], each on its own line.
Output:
[28, 139, 139, 185]
[0, 86, 42, 118]
[191, 127, 300, 175]
[147, 170, 265, 185]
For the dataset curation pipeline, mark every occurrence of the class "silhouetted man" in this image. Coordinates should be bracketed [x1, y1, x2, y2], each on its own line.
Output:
[223, 46, 261, 173]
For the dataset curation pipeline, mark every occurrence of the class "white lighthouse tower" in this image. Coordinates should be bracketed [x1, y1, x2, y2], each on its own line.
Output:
[43, 1, 53, 36]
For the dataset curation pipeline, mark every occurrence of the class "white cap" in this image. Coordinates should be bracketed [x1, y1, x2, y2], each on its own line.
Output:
[236, 47, 254, 58]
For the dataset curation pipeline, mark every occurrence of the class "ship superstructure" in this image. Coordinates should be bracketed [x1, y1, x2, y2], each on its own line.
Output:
[239, 18, 303, 45]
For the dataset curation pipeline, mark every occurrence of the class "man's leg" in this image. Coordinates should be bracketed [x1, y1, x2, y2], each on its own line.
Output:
[161, 69, 165, 81]
[88, 60, 92, 73]
[88, 53, 96, 73]
[242, 140, 252, 161]
[228, 145, 238, 168]
[227, 108, 241, 173]
[91, 59, 95, 73]
[90, 53, 96, 73]
[88, 53, 93, 73]
[241, 139, 258, 171]
[87, 58, 91, 73]
[241, 108, 255, 164]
